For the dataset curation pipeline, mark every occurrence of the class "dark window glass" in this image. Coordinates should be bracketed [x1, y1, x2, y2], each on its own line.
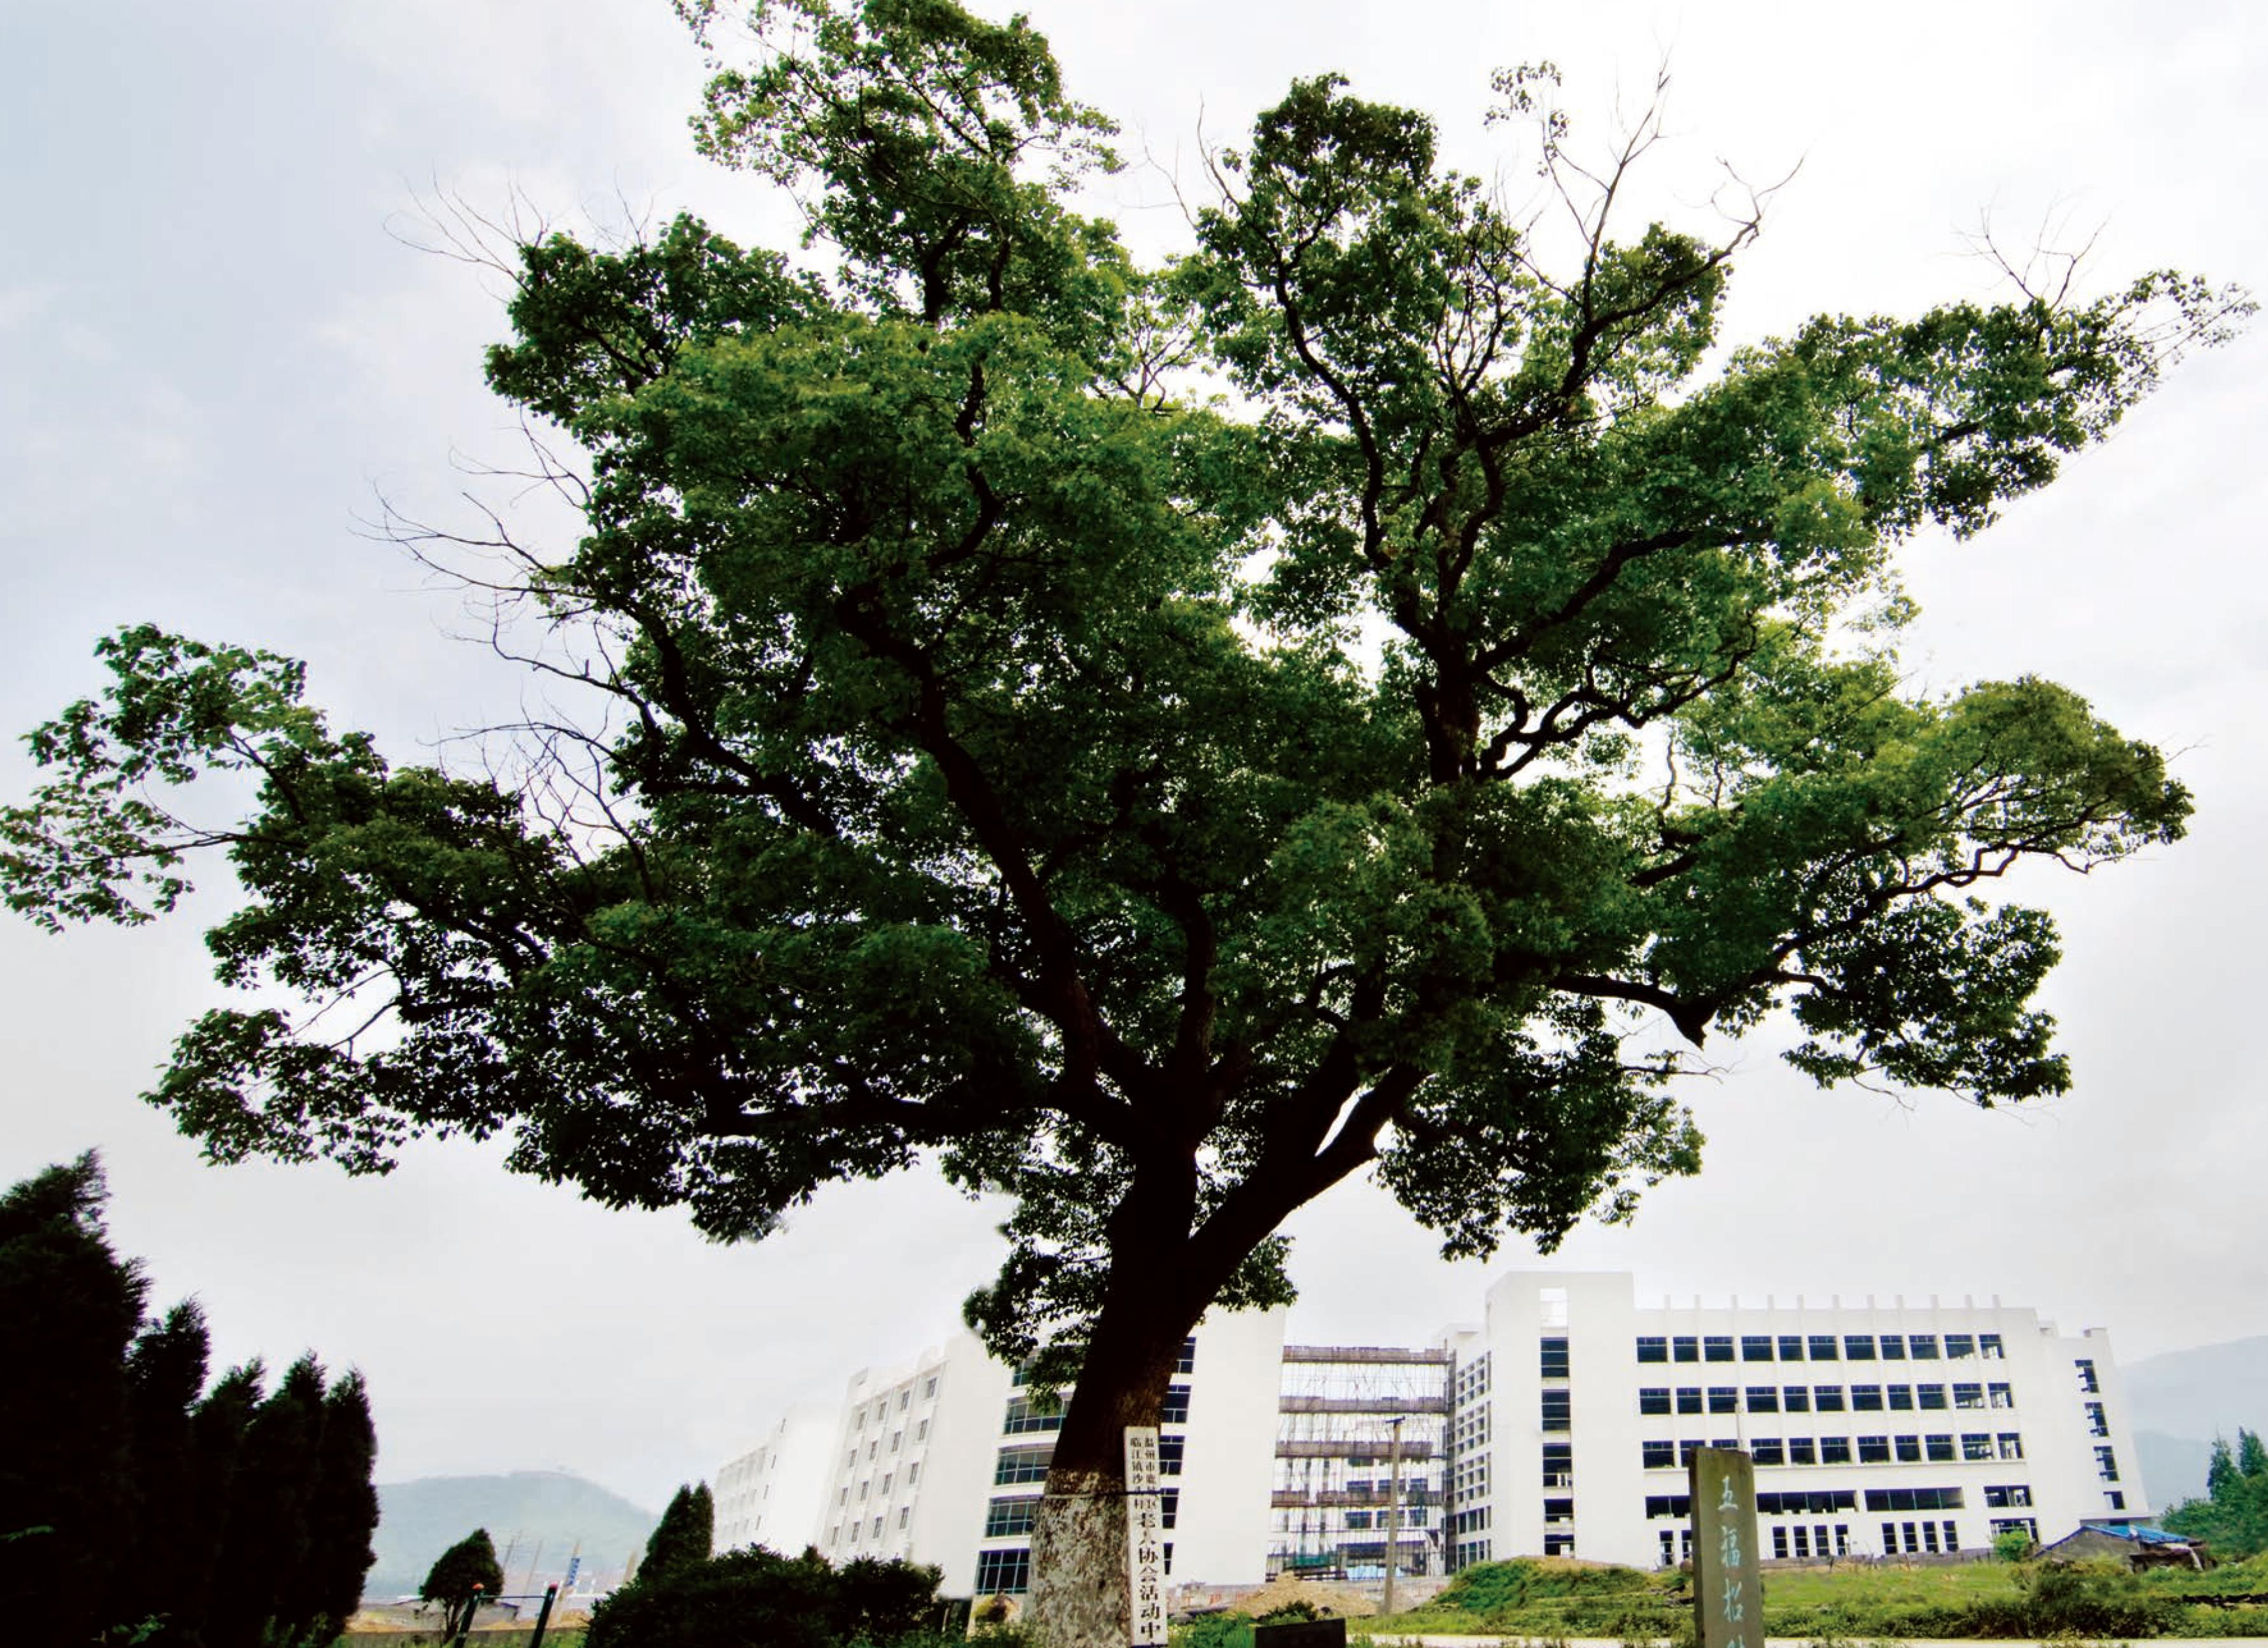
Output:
[1161, 1487, 1179, 1529]
[1540, 1338, 1570, 1379]
[1158, 1436, 1184, 1475]
[1962, 1434, 1993, 1461]
[1677, 1388, 1703, 1415]
[1918, 1385, 1949, 1411]
[1639, 1387, 1671, 1415]
[1642, 1440, 1675, 1469]
[974, 1548, 1032, 1594]
[1820, 1437, 1853, 1464]
[1160, 1384, 1191, 1424]
[1176, 1338, 1197, 1374]
[1880, 1336, 1906, 1361]
[1747, 1387, 1779, 1414]
[1894, 1435, 1921, 1463]
[1944, 1334, 1975, 1359]
[995, 1445, 1054, 1484]
[1646, 1495, 1694, 1520]
[1980, 1334, 2005, 1359]
[1705, 1336, 1735, 1362]
[1673, 1336, 1699, 1363]
[1851, 1385, 1884, 1412]
[1857, 1435, 1890, 1463]
[1742, 1335, 1775, 1362]
[1779, 1335, 1806, 1361]
[1708, 1387, 1738, 1414]
[1637, 1336, 1669, 1364]
[1926, 1435, 1956, 1462]
[1887, 1385, 1915, 1412]
[984, 1497, 1041, 1537]
[1909, 1335, 1940, 1361]
[1752, 1437, 1785, 1465]
[1679, 1440, 1703, 1467]
[1788, 1437, 1817, 1465]
[1844, 1335, 1876, 1361]
[1809, 1335, 1840, 1361]
[1784, 1387, 1811, 1414]
[1814, 1385, 1846, 1413]
[1542, 1389, 1572, 1431]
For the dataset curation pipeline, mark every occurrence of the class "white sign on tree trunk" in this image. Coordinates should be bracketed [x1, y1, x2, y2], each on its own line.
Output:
[1123, 1424, 1168, 1645]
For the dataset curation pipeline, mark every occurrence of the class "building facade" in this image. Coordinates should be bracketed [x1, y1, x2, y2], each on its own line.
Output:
[1441, 1271, 2149, 1572]
[717, 1269, 2150, 1594]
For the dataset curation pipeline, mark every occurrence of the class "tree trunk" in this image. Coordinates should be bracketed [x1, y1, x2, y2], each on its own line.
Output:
[1025, 1257, 1204, 1648]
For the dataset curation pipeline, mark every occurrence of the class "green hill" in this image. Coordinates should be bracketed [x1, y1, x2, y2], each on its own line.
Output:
[368, 1472, 658, 1601]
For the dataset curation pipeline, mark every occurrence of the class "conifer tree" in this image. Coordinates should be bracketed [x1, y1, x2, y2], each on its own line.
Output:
[640, 1483, 716, 1583]
[120, 1299, 211, 1641]
[177, 1363, 264, 1645]
[286, 1369, 381, 1645]
[421, 1528, 505, 1642]
[0, 1155, 144, 1647]
[2241, 1428, 2268, 1479]
[205, 1355, 327, 1648]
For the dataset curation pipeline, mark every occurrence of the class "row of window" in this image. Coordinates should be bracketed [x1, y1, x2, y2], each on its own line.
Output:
[1639, 1382, 2013, 1415]
[1541, 1337, 1570, 1379]
[852, 1377, 939, 1432]
[1646, 1485, 1967, 1520]
[1341, 1507, 1429, 1529]
[838, 1461, 921, 1507]
[845, 1418, 930, 1470]
[974, 1542, 1175, 1596]
[1641, 1433, 2026, 1467]
[827, 1503, 913, 1547]
[995, 1438, 1184, 1487]
[1637, 1332, 2006, 1364]
[983, 1492, 1179, 1537]
[1456, 1353, 1492, 1404]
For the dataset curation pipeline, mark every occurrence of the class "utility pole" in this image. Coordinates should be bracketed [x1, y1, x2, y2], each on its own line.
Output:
[1383, 1415, 1405, 1617]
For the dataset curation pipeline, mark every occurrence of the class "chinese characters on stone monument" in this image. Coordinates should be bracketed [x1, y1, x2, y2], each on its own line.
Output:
[1690, 1446, 1761, 1648]
[1124, 1424, 1168, 1646]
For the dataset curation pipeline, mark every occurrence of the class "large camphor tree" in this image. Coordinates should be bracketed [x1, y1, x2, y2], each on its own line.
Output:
[1, 2, 2248, 1640]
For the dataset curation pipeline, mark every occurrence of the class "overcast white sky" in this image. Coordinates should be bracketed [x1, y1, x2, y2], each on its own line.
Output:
[4, 0, 2264, 1511]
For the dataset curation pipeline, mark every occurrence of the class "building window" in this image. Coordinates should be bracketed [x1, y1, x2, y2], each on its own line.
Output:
[1743, 1335, 1775, 1362]
[1844, 1335, 1876, 1361]
[2085, 1401, 2109, 1437]
[1894, 1435, 1921, 1463]
[916, 1419, 930, 1442]
[1161, 1384, 1191, 1424]
[1852, 1385, 1884, 1412]
[1637, 1336, 1669, 1364]
[1751, 1437, 1784, 1466]
[1888, 1385, 1915, 1412]
[1176, 1338, 1197, 1374]
[1542, 1532, 1575, 1557]
[1642, 1440, 1676, 1469]
[899, 1507, 910, 1529]
[1788, 1437, 1817, 1465]
[1814, 1385, 1846, 1412]
[1917, 1385, 1949, 1411]
[1953, 1383, 1984, 1409]
[2096, 1446, 2120, 1482]
[924, 1377, 940, 1399]
[1542, 1389, 1572, 1431]
[1679, 1440, 1703, 1467]
[1809, 1335, 1840, 1361]
[1542, 1442, 1573, 1487]
[1747, 1387, 1779, 1414]
[1989, 1383, 2014, 1409]
[1002, 1398, 1063, 1435]
[1820, 1437, 1852, 1465]
[1646, 1494, 1694, 1519]
[1908, 1336, 1940, 1361]
[907, 1462, 919, 1484]
[881, 1472, 893, 1494]
[1858, 1436, 1890, 1464]
[1983, 1485, 2032, 1509]
[995, 1446, 1054, 1485]
[1707, 1387, 1738, 1415]
[1784, 1387, 1811, 1414]
[1779, 1334, 1806, 1361]
[1676, 1387, 1703, 1415]
[1962, 1434, 1994, 1461]
[1991, 1516, 2039, 1542]
[1926, 1435, 1956, 1463]
[1540, 1338, 1570, 1379]
[1640, 1388, 1671, 1415]
[974, 1548, 1031, 1595]
[1944, 1334, 1976, 1359]
[1705, 1336, 1735, 1362]
[1979, 1334, 2005, 1359]
[2076, 1359, 2100, 1393]
[1674, 1336, 1699, 1363]
[1158, 1437, 1184, 1475]
[1997, 1434, 2025, 1461]
[1544, 1498, 1575, 1525]
[1161, 1488, 1179, 1529]
[1864, 1486, 1965, 1513]
[2106, 1490, 2126, 1511]
[1880, 1336, 1906, 1362]
[1345, 1511, 1371, 1530]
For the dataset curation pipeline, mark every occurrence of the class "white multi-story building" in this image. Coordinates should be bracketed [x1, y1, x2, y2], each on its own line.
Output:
[1443, 1270, 2149, 1571]
[715, 1309, 1287, 1596]
[717, 1270, 2150, 1596]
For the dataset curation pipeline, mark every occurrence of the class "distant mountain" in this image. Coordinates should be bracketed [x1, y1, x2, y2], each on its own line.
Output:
[2123, 1336, 2268, 1513]
[367, 1472, 658, 1601]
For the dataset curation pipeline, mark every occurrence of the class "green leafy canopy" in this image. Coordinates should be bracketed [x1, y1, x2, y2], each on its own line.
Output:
[1, 0, 2246, 1385]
